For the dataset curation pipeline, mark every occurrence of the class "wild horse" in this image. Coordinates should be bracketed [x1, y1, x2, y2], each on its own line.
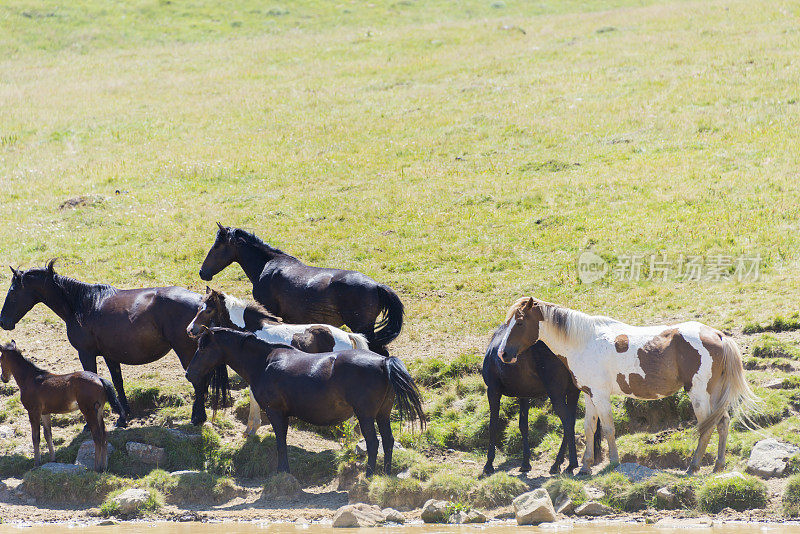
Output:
[1, 340, 124, 470]
[198, 224, 404, 355]
[186, 327, 426, 476]
[0, 261, 220, 427]
[187, 287, 369, 435]
[496, 296, 757, 474]
[483, 324, 601, 475]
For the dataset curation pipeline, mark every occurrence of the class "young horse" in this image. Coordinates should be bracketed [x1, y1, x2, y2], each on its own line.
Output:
[496, 297, 757, 475]
[186, 327, 426, 476]
[0, 341, 124, 471]
[198, 224, 404, 355]
[483, 325, 601, 475]
[0, 261, 220, 427]
[186, 287, 370, 435]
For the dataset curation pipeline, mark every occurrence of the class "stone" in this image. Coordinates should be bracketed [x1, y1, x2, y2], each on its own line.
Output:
[583, 485, 606, 499]
[166, 428, 202, 443]
[656, 487, 678, 509]
[513, 488, 556, 525]
[555, 496, 574, 515]
[421, 499, 451, 523]
[448, 510, 468, 524]
[39, 462, 86, 474]
[746, 439, 800, 478]
[382, 508, 405, 524]
[332, 503, 386, 527]
[126, 442, 166, 465]
[263, 472, 301, 498]
[714, 471, 747, 482]
[112, 488, 151, 515]
[170, 470, 201, 477]
[614, 462, 660, 482]
[764, 378, 787, 390]
[464, 510, 487, 523]
[0, 424, 14, 439]
[75, 440, 115, 469]
[575, 501, 614, 516]
[355, 438, 404, 457]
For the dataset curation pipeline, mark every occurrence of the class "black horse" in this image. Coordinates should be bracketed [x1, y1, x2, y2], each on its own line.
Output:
[483, 325, 601, 475]
[0, 261, 217, 427]
[186, 327, 425, 476]
[198, 224, 404, 355]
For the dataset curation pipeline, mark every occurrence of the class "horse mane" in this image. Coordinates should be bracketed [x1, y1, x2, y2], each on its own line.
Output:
[221, 292, 282, 324]
[229, 228, 292, 259]
[505, 297, 619, 345]
[2, 346, 49, 376]
[51, 273, 116, 324]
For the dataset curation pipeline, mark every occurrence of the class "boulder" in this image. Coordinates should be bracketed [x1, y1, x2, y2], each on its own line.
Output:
[126, 442, 166, 465]
[714, 471, 747, 482]
[39, 462, 85, 474]
[112, 488, 151, 515]
[421, 499, 451, 523]
[513, 488, 556, 525]
[555, 496, 574, 515]
[764, 378, 787, 390]
[448, 510, 468, 524]
[575, 501, 613, 516]
[332, 503, 386, 527]
[464, 510, 487, 523]
[583, 485, 605, 499]
[382, 508, 405, 523]
[746, 439, 800, 478]
[656, 487, 677, 509]
[614, 462, 660, 482]
[75, 440, 115, 469]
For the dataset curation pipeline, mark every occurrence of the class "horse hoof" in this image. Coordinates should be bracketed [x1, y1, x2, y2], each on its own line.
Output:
[115, 419, 128, 429]
[577, 467, 592, 476]
[520, 463, 532, 473]
[548, 465, 560, 475]
[482, 464, 495, 476]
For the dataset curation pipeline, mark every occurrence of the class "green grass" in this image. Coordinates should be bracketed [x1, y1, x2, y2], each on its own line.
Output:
[783, 474, 800, 517]
[100, 487, 163, 517]
[698, 474, 767, 513]
[22, 468, 126, 504]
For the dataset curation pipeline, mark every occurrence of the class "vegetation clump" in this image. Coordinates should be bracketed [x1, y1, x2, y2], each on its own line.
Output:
[698, 474, 767, 513]
[100, 487, 163, 517]
[22, 468, 126, 504]
[782, 474, 800, 517]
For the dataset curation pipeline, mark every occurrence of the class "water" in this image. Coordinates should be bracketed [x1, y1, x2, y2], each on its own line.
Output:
[0, 522, 795, 534]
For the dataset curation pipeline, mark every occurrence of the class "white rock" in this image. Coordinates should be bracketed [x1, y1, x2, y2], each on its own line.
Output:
[39, 462, 86, 474]
[126, 442, 166, 465]
[421, 499, 451, 523]
[112, 488, 151, 515]
[746, 439, 800, 478]
[614, 462, 660, 482]
[583, 485, 606, 499]
[75, 440, 115, 469]
[513, 488, 556, 525]
[332, 503, 386, 527]
[575, 500, 613, 516]
[382, 508, 405, 524]
[656, 487, 677, 509]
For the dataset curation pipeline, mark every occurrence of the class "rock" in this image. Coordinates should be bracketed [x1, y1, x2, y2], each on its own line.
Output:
[126, 442, 166, 465]
[166, 428, 202, 443]
[112, 488, 151, 515]
[421, 499, 451, 523]
[448, 510, 468, 524]
[614, 462, 660, 482]
[332, 503, 386, 527]
[382, 508, 405, 523]
[746, 439, 800, 478]
[583, 485, 606, 499]
[513, 488, 556, 525]
[39, 462, 86, 474]
[75, 440, 115, 469]
[464, 510, 487, 523]
[575, 501, 614, 516]
[97, 519, 118, 526]
[656, 487, 678, 509]
[764, 378, 787, 389]
[170, 470, 201, 477]
[355, 438, 404, 457]
[0, 424, 14, 439]
[263, 472, 301, 498]
[714, 471, 747, 482]
[555, 496, 574, 515]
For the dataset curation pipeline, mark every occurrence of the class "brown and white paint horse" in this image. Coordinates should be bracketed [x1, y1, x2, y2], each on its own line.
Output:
[186, 288, 369, 435]
[496, 297, 757, 475]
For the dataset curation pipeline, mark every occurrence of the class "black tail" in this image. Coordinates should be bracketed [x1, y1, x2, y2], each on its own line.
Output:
[209, 364, 232, 411]
[385, 356, 426, 429]
[594, 420, 603, 460]
[371, 284, 404, 347]
[100, 377, 125, 417]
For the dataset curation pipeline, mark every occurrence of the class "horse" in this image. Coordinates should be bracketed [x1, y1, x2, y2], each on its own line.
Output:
[483, 325, 601, 475]
[0, 261, 221, 427]
[0, 341, 124, 471]
[186, 287, 370, 435]
[495, 296, 757, 475]
[185, 327, 426, 476]
[198, 224, 404, 355]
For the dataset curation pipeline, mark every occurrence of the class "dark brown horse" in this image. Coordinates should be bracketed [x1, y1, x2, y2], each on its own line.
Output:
[1, 341, 124, 471]
[186, 327, 425, 476]
[0, 261, 215, 427]
[483, 325, 601, 475]
[198, 224, 404, 355]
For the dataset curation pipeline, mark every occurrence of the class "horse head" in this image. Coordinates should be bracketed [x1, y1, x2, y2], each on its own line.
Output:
[0, 339, 17, 382]
[187, 287, 224, 337]
[199, 223, 238, 281]
[0, 262, 56, 330]
[497, 297, 544, 364]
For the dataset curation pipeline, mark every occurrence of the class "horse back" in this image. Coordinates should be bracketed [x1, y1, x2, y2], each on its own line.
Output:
[29, 371, 105, 415]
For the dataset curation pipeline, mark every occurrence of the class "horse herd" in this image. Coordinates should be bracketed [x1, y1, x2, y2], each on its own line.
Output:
[0, 223, 758, 480]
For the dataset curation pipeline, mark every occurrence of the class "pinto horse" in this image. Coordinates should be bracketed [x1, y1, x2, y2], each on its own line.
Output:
[496, 297, 757, 475]
[186, 327, 425, 476]
[198, 224, 404, 355]
[1, 341, 124, 470]
[0, 261, 218, 427]
[483, 325, 601, 475]
[186, 287, 369, 434]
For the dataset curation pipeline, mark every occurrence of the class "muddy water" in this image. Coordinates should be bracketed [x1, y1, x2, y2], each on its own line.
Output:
[0, 523, 797, 534]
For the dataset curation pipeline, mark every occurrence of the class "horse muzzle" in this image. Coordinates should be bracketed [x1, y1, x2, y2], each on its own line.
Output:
[0, 318, 14, 331]
[497, 350, 517, 365]
[198, 269, 212, 282]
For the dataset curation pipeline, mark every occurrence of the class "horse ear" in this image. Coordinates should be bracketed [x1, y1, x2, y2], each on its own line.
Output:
[45, 259, 56, 276]
[523, 297, 534, 311]
[9, 266, 20, 278]
[9, 340, 16, 350]
[206, 286, 211, 294]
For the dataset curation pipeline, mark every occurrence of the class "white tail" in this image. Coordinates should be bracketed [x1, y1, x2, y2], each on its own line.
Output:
[349, 333, 369, 350]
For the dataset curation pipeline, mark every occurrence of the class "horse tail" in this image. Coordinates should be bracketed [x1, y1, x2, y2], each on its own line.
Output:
[697, 335, 759, 436]
[371, 284, 404, 347]
[385, 356, 426, 430]
[209, 364, 232, 411]
[100, 377, 125, 417]
[349, 333, 369, 350]
[593, 419, 603, 460]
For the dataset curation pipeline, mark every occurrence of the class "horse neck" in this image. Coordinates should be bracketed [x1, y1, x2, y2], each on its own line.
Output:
[537, 304, 594, 357]
[216, 333, 268, 385]
[31, 277, 77, 325]
[235, 244, 274, 284]
[4, 351, 45, 388]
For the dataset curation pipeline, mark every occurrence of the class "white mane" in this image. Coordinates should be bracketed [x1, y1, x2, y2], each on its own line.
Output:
[222, 293, 248, 328]
[539, 301, 620, 346]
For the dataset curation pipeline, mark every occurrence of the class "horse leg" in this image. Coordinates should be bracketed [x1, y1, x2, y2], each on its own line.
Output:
[86, 403, 106, 472]
[266, 409, 291, 473]
[357, 414, 379, 477]
[562, 385, 580, 473]
[376, 415, 394, 475]
[97, 404, 109, 471]
[549, 396, 572, 474]
[245, 388, 262, 436]
[687, 396, 713, 475]
[593, 396, 619, 465]
[483, 388, 501, 475]
[713, 414, 731, 473]
[42, 414, 55, 462]
[519, 397, 532, 472]
[78, 351, 98, 432]
[29, 411, 41, 466]
[578, 398, 598, 475]
[105, 360, 128, 428]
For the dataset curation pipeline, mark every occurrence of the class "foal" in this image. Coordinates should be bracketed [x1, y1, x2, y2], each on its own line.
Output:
[186, 287, 370, 435]
[0, 341, 124, 471]
[496, 297, 757, 475]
